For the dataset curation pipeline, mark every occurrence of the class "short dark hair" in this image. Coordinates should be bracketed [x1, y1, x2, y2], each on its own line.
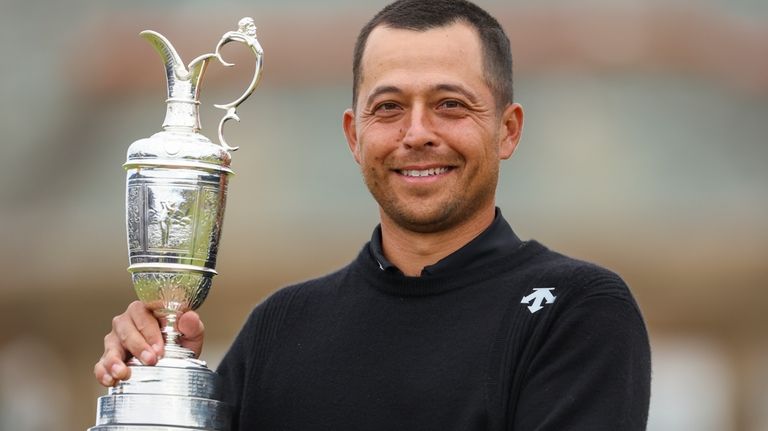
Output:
[352, 0, 513, 110]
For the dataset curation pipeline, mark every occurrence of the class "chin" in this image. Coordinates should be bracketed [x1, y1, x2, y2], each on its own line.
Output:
[383, 201, 465, 234]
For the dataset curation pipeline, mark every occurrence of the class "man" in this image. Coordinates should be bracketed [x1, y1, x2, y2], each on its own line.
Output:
[95, 0, 651, 429]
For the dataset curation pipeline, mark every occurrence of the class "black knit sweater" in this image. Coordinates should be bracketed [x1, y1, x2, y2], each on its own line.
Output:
[217, 220, 650, 430]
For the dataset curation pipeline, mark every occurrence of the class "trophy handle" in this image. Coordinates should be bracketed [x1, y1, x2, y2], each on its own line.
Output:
[210, 17, 265, 152]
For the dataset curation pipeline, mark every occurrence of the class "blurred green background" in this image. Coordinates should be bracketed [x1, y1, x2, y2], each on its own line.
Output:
[0, 0, 766, 430]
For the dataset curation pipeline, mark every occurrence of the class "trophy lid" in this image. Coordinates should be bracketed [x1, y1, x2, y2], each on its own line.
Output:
[124, 129, 233, 174]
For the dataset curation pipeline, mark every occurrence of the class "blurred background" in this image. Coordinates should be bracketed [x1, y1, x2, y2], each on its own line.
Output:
[0, 0, 766, 429]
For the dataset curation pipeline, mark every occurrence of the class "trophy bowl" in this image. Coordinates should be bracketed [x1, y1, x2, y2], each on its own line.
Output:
[125, 129, 233, 357]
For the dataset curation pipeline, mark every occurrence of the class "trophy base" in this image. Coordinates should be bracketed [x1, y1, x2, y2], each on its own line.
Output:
[89, 361, 230, 431]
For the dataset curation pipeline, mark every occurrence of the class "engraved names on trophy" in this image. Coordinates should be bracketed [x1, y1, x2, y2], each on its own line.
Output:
[195, 187, 224, 259]
[127, 186, 142, 251]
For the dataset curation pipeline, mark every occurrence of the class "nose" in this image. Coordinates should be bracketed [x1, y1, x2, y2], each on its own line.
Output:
[402, 105, 437, 149]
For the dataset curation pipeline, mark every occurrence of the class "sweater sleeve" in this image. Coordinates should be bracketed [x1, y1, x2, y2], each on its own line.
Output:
[511, 290, 651, 430]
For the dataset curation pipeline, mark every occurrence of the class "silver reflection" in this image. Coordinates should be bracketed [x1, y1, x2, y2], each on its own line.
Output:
[89, 17, 263, 431]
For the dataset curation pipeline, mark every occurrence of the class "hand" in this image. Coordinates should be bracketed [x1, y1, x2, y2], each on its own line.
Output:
[93, 300, 205, 387]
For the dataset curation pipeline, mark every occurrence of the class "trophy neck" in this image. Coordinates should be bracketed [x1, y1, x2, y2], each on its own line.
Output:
[163, 97, 202, 132]
[163, 67, 206, 131]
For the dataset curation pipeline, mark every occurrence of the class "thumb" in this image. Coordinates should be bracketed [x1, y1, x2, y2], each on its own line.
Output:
[177, 310, 205, 358]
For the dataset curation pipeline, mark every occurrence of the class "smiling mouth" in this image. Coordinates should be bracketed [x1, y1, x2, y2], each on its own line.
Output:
[396, 167, 454, 177]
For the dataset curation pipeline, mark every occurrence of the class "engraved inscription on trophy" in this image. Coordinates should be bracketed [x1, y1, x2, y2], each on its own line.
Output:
[127, 186, 142, 251]
[195, 187, 224, 259]
[89, 17, 263, 431]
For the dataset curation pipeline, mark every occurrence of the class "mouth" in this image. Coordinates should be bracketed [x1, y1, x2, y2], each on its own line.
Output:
[395, 166, 455, 177]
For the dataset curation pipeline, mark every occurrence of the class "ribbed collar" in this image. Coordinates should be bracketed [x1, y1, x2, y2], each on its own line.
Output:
[369, 208, 522, 276]
[360, 209, 543, 297]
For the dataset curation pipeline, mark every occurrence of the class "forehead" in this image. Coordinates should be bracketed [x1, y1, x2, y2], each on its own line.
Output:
[359, 22, 486, 91]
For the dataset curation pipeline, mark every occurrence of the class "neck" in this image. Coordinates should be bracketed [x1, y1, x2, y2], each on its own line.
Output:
[380, 205, 496, 277]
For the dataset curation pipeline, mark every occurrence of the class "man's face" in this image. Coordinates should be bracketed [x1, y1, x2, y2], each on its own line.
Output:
[343, 22, 522, 233]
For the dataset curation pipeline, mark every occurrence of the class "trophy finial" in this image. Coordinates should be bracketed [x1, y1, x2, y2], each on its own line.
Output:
[212, 17, 265, 151]
[238, 17, 258, 36]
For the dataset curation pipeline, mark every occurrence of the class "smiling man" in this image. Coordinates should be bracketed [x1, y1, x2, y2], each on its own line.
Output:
[95, 1, 651, 429]
[343, 20, 521, 276]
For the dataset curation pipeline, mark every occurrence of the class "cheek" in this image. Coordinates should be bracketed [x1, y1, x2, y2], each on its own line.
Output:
[360, 130, 400, 161]
[367, 119, 405, 141]
[357, 146, 385, 170]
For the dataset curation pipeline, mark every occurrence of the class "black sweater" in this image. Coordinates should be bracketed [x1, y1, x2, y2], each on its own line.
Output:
[217, 221, 650, 430]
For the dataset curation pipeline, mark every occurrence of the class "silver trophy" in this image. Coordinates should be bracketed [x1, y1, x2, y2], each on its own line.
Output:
[89, 17, 263, 431]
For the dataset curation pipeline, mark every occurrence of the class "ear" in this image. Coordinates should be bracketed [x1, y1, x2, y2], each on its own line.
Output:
[342, 108, 361, 165]
[498, 102, 524, 160]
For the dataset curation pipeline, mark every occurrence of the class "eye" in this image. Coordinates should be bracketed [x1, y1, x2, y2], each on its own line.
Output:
[375, 102, 401, 112]
[371, 101, 403, 119]
[438, 99, 465, 110]
[436, 99, 470, 118]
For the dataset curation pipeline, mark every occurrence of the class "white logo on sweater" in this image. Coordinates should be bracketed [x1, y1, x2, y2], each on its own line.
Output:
[521, 288, 556, 313]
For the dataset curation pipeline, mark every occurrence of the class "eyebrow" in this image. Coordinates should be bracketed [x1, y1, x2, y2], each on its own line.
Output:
[364, 83, 481, 108]
[365, 85, 403, 108]
[433, 83, 481, 105]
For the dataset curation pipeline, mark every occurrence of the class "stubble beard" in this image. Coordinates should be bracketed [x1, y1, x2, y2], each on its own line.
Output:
[363, 166, 499, 235]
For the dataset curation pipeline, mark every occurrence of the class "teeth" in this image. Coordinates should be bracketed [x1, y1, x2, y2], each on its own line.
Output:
[400, 167, 450, 177]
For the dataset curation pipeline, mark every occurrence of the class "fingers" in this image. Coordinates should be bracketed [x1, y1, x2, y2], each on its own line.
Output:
[117, 301, 164, 363]
[94, 331, 131, 387]
[178, 310, 205, 358]
[93, 303, 207, 389]
[93, 301, 163, 387]
[129, 301, 165, 359]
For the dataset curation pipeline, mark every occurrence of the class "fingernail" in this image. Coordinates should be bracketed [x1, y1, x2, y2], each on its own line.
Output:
[140, 350, 154, 365]
[111, 363, 125, 377]
[152, 343, 164, 356]
[102, 374, 114, 386]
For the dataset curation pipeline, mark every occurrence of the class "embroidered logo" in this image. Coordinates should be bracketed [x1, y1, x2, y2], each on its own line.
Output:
[521, 288, 556, 314]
